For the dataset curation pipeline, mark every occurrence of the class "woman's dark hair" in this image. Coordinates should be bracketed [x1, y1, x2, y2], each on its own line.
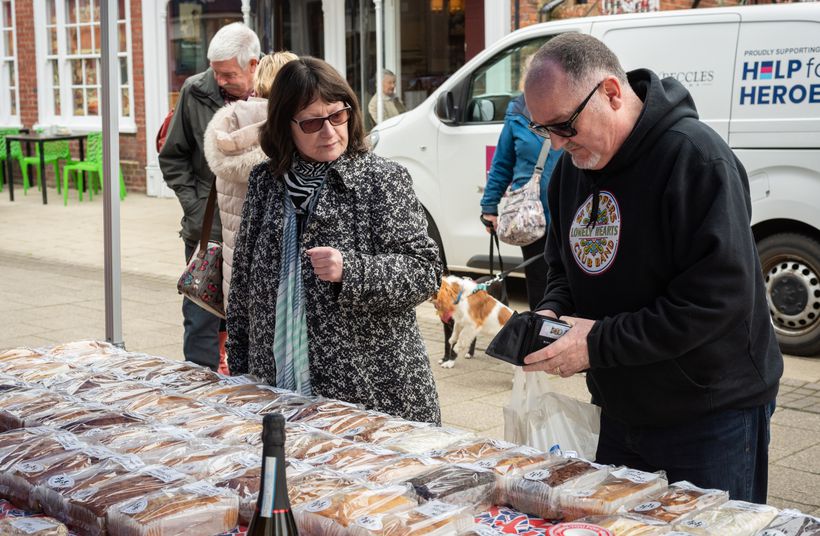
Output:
[259, 56, 368, 176]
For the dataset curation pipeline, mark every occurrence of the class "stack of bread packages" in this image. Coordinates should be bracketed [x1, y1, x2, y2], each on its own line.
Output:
[0, 340, 814, 536]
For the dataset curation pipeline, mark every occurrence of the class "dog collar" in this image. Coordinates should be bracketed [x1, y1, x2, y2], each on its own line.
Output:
[453, 288, 464, 305]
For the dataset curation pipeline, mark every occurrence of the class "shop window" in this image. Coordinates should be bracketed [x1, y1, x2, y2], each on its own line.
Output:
[0, 0, 18, 125]
[37, 0, 133, 130]
[465, 37, 550, 124]
[166, 0, 243, 109]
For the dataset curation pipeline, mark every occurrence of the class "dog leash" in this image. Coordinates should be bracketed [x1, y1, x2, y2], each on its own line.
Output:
[477, 214, 544, 293]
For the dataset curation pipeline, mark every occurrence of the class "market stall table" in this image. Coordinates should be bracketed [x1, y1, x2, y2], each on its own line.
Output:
[4, 132, 88, 205]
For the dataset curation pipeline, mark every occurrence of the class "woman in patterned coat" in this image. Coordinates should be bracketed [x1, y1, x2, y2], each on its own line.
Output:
[226, 57, 442, 424]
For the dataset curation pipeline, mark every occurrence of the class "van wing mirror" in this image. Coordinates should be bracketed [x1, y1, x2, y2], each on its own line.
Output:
[436, 91, 457, 124]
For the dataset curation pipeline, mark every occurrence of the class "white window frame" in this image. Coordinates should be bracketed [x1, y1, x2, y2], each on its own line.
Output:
[0, 0, 20, 127]
[33, 0, 136, 133]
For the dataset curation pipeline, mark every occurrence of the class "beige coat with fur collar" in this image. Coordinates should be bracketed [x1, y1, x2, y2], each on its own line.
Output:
[203, 97, 269, 311]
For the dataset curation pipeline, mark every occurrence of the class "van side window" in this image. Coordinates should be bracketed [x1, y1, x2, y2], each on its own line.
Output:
[465, 37, 551, 124]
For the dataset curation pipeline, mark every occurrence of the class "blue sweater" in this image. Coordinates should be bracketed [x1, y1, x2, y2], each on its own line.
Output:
[480, 95, 562, 221]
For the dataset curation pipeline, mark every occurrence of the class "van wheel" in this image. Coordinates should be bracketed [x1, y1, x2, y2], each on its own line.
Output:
[758, 233, 820, 357]
[423, 208, 447, 271]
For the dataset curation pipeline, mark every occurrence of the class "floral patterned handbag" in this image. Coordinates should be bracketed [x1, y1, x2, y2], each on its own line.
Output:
[177, 177, 225, 319]
[496, 139, 550, 247]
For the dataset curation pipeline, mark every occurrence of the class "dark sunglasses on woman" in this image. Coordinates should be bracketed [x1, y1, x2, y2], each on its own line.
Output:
[292, 106, 352, 134]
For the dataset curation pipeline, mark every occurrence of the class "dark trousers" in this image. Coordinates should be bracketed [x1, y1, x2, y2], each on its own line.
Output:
[595, 402, 775, 503]
[183, 242, 222, 370]
[520, 234, 548, 310]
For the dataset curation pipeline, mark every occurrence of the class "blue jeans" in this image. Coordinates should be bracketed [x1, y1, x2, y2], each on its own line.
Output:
[183, 242, 222, 370]
[595, 402, 775, 503]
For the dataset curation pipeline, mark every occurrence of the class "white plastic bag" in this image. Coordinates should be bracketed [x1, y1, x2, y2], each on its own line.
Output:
[504, 368, 600, 460]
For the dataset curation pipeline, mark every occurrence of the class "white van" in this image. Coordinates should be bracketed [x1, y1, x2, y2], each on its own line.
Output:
[370, 3, 820, 356]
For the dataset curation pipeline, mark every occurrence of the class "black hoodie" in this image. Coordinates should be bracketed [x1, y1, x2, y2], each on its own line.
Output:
[538, 69, 783, 427]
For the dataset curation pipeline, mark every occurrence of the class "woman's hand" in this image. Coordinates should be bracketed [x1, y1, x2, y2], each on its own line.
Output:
[481, 214, 498, 234]
[306, 247, 344, 282]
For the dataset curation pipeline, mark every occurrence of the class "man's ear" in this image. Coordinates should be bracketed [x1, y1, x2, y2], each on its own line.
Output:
[248, 57, 259, 74]
[602, 76, 623, 111]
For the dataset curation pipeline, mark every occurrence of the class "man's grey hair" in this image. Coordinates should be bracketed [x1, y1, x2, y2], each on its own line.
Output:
[383, 69, 396, 80]
[207, 22, 261, 69]
[527, 33, 627, 90]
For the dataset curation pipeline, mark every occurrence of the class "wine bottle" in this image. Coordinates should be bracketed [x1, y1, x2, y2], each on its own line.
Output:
[247, 413, 299, 536]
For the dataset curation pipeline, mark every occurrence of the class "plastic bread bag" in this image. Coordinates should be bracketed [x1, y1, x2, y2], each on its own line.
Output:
[199, 414, 263, 445]
[76, 381, 163, 408]
[32, 454, 144, 529]
[58, 463, 190, 536]
[425, 438, 519, 465]
[669, 500, 779, 535]
[262, 391, 317, 421]
[46, 340, 123, 360]
[0, 516, 69, 535]
[151, 443, 261, 481]
[305, 444, 402, 476]
[294, 483, 418, 536]
[383, 427, 476, 455]
[501, 457, 610, 519]
[158, 364, 223, 392]
[179, 373, 262, 396]
[0, 389, 68, 431]
[285, 423, 355, 459]
[25, 402, 145, 434]
[366, 455, 444, 485]
[0, 446, 103, 511]
[288, 468, 366, 508]
[575, 514, 668, 535]
[81, 424, 195, 458]
[105, 480, 239, 536]
[9, 360, 73, 384]
[0, 346, 45, 362]
[187, 380, 285, 408]
[0, 428, 85, 474]
[406, 464, 497, 512]
[46, 372, 121, 397]
[558, 467, 668, 521]
[103, 354, 180, 381]
[754, 508, 820, 536]
[119, 390, 202, 417]
[356, 419, 435, 445]
[347, 500, 474, 536]
[468, 446, 550, 477]
[621, 480, 729, 524]
[308, 409, 392, 439]
[290, 398, 365, 423]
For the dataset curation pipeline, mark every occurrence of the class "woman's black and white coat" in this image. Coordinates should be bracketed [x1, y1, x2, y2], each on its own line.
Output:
[227, 151, 443, 424]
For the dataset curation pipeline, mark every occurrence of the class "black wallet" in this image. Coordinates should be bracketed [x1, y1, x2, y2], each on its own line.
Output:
[486, 311, 571, 366]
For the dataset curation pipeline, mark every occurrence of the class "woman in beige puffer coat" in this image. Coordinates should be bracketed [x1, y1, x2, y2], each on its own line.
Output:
[204, 52, 298, 314]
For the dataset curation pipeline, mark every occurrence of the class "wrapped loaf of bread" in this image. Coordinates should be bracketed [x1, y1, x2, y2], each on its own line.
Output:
[356, 419, 434, 445]
[407, 464, 496, 511]
[754, 509, 820, 536]
[348, 500, 474, 536]
[0, 516, 69, 535]
[291, 399, 364, 423]
[366, 456, 444, 485]
[383, 427, 475, 455]
[47, 340, 122, 360]
[0, 389, 68, 431]
[306, 444, 401, 475]
[309, 410, 391, 439]
[105, 480, 238, 536]
[191, 381, 283, 408]
[288, 468, 364, 508]
[285, 424, 355, 460]
[200, 418, 263, 446]
[471, 446, 550, 477]
[500, 457, 609, 519]
[295, 484, 418, 536]
[623, 480, 729, 524]
[426, 439, 518, 465]
[0, 347, 44, 362]
[558, 468, 668, 521]
[670, 500, 779, 535]
[575, 514, 667, 535]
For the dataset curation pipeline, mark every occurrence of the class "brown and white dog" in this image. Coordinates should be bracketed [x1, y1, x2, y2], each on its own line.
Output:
[432, 275, 514, 368]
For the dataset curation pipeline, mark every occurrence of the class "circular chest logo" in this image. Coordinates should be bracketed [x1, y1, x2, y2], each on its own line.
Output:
[569, 191, 621, 275]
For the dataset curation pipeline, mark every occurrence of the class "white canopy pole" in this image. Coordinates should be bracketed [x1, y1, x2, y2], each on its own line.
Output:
[374, 0, 384, 124]
[100, 0, 124, 348]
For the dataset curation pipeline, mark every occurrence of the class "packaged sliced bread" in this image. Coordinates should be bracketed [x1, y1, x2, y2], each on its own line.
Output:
[670, 500, 779, 535]
[348, 500, 474, 536]
[623, 480, 729, 524]
[558, 467, 668, 521]
[754, 509, 820, 536]
[0, 516, 69, 535]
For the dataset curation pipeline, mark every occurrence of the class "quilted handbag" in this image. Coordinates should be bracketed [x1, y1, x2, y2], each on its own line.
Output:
[177, 177, 225, 319]
[496, 139, 550, 246]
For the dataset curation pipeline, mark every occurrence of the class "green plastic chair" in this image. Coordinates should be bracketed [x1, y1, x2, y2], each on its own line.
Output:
[0, 128, 22, 193]
[61, 132, 127, 205]
[18, 135, 72, 195]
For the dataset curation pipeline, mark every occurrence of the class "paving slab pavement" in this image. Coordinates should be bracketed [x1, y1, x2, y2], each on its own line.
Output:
[1, 188, 819, 512]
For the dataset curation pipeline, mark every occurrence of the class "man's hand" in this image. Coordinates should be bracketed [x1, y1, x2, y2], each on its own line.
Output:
[522, 315, 595, 377]
[481, 214, 497, 234]
[306, 247, 344, 282]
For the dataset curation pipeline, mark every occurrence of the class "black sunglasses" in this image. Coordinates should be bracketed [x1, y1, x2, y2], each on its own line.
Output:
[528, 81, 603, 138]
[292, 106, 352, 134]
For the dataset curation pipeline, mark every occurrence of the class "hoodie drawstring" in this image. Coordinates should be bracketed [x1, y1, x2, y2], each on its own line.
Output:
[587, 185, 601, 230]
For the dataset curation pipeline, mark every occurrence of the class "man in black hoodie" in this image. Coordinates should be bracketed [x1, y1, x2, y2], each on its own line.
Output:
[521, 33, 783, 503]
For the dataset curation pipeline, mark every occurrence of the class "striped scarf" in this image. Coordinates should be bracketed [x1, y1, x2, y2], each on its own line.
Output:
[272, 156, 330, 396]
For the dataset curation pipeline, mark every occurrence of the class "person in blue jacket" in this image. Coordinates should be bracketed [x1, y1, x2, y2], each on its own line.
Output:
[480, 92, 562, 309]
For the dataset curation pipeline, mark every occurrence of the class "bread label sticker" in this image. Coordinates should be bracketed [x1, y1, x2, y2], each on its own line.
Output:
[343, 426, 365, 437]
[309, 453, 333, 465]
[418, 456, 438, 466]
[524, 469, 551, 481]
[725, 500, 773, 513]
[111, 454, 145, 472]
[120, 497, 148, 515]
[633, 501, 661, 512]
[53, 431, 82, 450]
[143, 465, 185, 483]
[364, 445, 395, 456]
[16, 462, 44, 474]
[237, 453, 260, 468]
[355, 514, 384, 531]
[571, 490, 595, 498]
[416, 500, 458, 518]
[183, 480, 223, 497]
[516, 446, 542, 457]
[8, 518, 59, 533]
[221, 375, 255, 386]
[489, 439, 517, 450]
[242, 402, 265, 414]
[426, 449, 447, 458]
[83, 446, 113, 459]
[612, 468, 658, 484]
[681, 519, 709, 529]
[475, 459, 497, 469]
[759, 531, 787, 536]
[47, 474, 75, 489]
[305, 498, 332, 513]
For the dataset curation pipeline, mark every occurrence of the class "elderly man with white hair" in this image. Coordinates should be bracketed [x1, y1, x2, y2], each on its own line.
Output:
[159, 22, 260, 371]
